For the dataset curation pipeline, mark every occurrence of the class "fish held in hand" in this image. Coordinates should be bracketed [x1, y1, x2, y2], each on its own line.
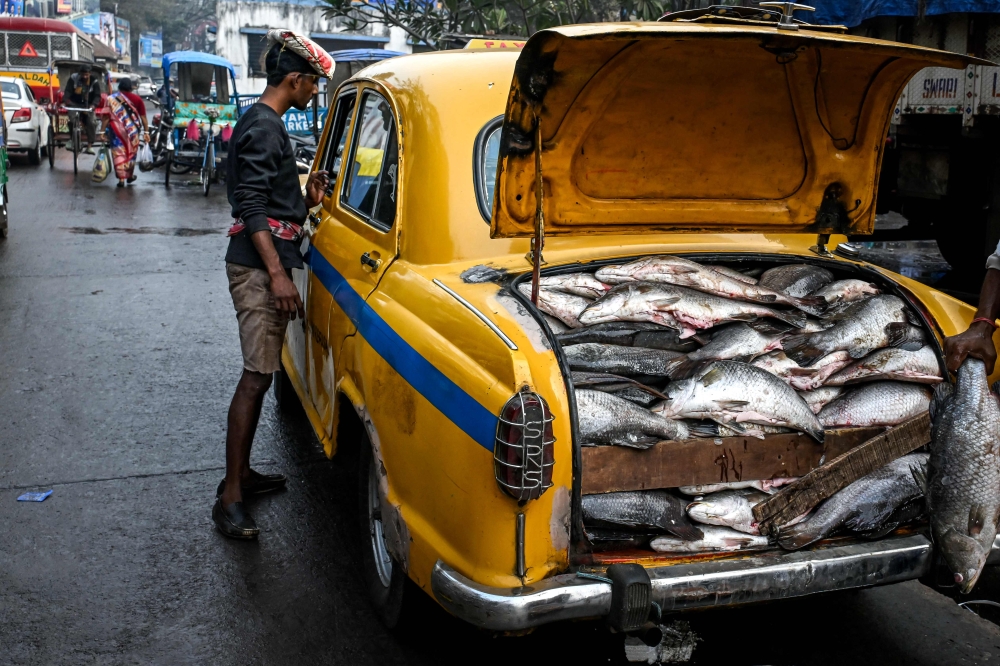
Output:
[825, 346, 942, 386]
[811, 279, 881, 305]
[579, 283, 808, 339]
[537, 273, 611, 299]
[664, 322, 786, 378]
[595, 256, 826, 313]
[582, 490, 703, 540]
[817, 381, 931, 428]
[759, 264, 835, 298]
[928, 359, 1000, 594]
[777, 453, 929, 550]
[782, 295, 911, 366]
[557, 321, 699, 352]
[651, 525, 770, 553]
[517, 283, 590, 328]
[654, 361, 825, 442]
[577, 389, 690, 448]
[565, 343, 682, 377]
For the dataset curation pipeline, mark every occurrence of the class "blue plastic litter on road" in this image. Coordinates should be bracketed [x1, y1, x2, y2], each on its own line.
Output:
[17, 490, 52, 502]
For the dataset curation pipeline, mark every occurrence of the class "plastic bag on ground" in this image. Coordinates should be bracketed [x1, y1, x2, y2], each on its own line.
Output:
[92, 146, 110, 183]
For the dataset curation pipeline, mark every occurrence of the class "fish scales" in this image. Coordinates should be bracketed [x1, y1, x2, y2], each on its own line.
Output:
[537, 273, 611, 299]
[782, 295, 911, 366]
[577, 389, 690, 448]
[825, 346, 943, 386]
[797, 386, 844, 414]
[777, 453, 929, 550]
[654, 361, 824, 442]
[582, 490, 703, 540]
[565, 343, 682, 377]
[664, 322, 785, 378]
[758, 264, 835, 298]
[928, 359, 1000, 593]
[817, 381, 931, 428]
[517, 283, 591, 328]
[557, 321, 699, 352]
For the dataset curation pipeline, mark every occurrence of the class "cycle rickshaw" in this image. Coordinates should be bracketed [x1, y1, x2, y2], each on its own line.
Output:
[46, 60, 110, 174]
[161, 51, 241, 195]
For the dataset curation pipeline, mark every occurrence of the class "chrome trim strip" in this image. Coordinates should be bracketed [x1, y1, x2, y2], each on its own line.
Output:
[431, 534, 942, 632]
[433, 279, 518, 350]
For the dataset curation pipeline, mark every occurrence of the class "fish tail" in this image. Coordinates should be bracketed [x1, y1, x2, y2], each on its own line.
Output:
[776, 522, 825, 550]
[664, 357, 705, 379]
[668, 524, 705, 542]
[687, 421, 721, 437]
[770, 310, 808, 330]
[792, 295, 828, 316]
[807, 427, 826, 444]
[782, 333, 826, 366]
[885, 322, 909, 347]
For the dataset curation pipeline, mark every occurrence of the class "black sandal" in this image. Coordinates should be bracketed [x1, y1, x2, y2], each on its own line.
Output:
[216, 469, 287, 498]
[212, 499, 259, 539]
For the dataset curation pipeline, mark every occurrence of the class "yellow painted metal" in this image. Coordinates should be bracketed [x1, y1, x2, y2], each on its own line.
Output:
[278, 39, 987, 604]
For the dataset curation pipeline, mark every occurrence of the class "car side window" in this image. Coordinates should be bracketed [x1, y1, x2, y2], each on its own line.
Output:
[24, 85, 34, 103]
[474, 115, 503, 223]
[322, 90, 356, 183]
[341, 91, 398, 231]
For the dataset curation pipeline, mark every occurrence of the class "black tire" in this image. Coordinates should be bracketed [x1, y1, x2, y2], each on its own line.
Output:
[0, 201, 7, 239]
[71, 125, 79, 175]
[358, 443, 408, 628]
[27, 132, 41, 165]
[202, 143, 213, 196]
[164, 150, 172, 187]
[46, 126, 54, 168]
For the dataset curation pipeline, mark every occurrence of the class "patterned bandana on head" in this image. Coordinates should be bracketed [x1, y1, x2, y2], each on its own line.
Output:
[266, 29, 335, 78]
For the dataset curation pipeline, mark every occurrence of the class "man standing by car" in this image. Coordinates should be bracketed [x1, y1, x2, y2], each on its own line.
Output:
[62, 64, 101, 154]
[214, 30, 333, 539]
[945, 248, 1000, 373]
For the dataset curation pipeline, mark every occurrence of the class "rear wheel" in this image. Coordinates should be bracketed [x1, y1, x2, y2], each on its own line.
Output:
[27, 132, 41, 165]
[164, 150, 172, 187]
[0, 201, 8, 239]
[358, 443, 407, 628]
[71, 124, 80, 175]
[46, 127, 54, 167]
[201, 142, 214, 196]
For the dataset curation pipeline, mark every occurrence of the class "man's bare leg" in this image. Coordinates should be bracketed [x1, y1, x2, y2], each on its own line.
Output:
[220, 369, 272, 507]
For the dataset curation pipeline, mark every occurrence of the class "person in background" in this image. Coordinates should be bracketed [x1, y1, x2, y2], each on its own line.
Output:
[100, 78, 149, 187]
[214, 30, 333, 539]
[62, 64, 102, 154]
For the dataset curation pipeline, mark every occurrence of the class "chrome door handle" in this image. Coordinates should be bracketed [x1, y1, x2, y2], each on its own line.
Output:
[361, 252, 381, 271]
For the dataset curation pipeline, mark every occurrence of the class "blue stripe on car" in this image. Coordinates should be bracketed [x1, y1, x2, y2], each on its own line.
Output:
[306, 246, 499, 452]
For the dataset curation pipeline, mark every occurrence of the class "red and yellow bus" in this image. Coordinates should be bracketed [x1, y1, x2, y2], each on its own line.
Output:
[0, 17, 94, 104]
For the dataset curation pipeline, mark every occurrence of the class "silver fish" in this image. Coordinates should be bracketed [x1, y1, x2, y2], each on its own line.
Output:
[663, 322, 786, 378]
[543, 314, 569, 333]
[582, 490, 703, 540]
[751, 351, 809, 382]
[518, 283, 590, 328]
[928, 359, 1000, 593]
[595, 256, 826, 312]
[817, 381, 931, 428]
[781, 295, 911, 366]
[707, 265, 758, 284]
[577, 389, 690, 448]
[786, 351, 854, 392]
[537, 273, 611, 299]
[651, 525, 770, 553]
[678, 478, 798, 496]
[571, 371, 668, 399]
[556, 321, 700, 352]
[686, 488, 809, 535]
[579, 283, 807, 339]
[697, 422, 793, 440]
[811, 279, 881, 305]
[653, 361, 825, 442]
[777, 453, 929, 550]
[565, 343, 683, 377]
[758, 264, 835, 298]
[825, 346, 943, 386]
[798, 386, 844, 414]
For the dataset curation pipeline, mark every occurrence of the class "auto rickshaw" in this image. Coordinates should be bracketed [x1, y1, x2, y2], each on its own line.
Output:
[46, 60, 110, 174]
[161, 51, 241, 195]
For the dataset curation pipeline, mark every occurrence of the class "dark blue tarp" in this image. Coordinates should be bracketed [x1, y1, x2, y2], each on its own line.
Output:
[811, 1, 1000, 27]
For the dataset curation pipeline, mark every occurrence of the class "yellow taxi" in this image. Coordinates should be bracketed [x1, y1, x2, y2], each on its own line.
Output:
[279, 7, 991, 631]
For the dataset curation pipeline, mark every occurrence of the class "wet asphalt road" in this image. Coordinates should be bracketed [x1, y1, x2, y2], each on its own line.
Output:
[3, 150, 1000, 665]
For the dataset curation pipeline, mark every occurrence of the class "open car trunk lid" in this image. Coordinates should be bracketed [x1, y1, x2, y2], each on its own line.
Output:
[490, 24, 982, 238]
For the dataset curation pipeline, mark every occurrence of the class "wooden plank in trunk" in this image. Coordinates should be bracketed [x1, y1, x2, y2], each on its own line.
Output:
[752, 412, 931, 536]
[580, 427, 884, 495]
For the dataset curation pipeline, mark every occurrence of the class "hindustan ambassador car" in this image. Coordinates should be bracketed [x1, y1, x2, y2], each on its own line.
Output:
[278, 8, 998, 632]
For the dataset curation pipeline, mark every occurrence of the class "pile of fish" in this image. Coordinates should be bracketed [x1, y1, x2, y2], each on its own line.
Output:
[519, 255, 942, 449]
[519, 255, 948, 555]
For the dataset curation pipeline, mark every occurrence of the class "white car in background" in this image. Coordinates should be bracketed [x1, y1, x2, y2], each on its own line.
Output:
[137, 76, 154, 98]
[0, 76, 51, 165]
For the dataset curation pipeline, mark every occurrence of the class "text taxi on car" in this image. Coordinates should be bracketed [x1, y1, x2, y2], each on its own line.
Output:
[277, 3, 995, 632]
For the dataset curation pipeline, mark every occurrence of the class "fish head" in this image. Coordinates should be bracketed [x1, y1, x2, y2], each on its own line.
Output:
[578, 287, 632, 325]
[939, 530, 990, 594]
[595, 261, 648, 285]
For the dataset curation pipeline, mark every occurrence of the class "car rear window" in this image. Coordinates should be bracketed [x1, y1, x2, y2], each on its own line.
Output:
[1, 82, 21, 99]
[474, 116, 503, 223]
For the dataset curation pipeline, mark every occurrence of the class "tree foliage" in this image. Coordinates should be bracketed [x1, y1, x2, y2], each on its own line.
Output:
[321, 0, 727, 49]
[101, 0, 216, 53]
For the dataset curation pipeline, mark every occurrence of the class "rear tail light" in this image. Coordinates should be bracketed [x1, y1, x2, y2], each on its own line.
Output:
[11, 107, 30, 123]
[152, 113, 161, 124]
[494, 390, 555, 501]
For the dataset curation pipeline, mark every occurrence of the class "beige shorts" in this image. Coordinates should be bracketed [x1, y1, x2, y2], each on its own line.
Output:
[227, 263, 288, 375]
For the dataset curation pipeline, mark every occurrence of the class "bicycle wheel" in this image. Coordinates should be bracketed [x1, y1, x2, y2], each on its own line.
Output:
[202, 142, 214, 197]
[71, 124, 80, 175]
[164, 150, 172, 188]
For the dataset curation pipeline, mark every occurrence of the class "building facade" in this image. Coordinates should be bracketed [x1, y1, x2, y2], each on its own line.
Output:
[216, 0, 410, 95]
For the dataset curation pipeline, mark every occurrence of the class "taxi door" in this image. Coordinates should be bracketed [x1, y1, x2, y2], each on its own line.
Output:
[306, 83, 400, 448]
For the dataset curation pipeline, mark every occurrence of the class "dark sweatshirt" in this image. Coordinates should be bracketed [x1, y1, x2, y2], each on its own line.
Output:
[225, 103, 306, 270]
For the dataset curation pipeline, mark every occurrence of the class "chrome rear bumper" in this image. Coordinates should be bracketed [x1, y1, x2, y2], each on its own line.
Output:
[432, 534, 941, 632]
